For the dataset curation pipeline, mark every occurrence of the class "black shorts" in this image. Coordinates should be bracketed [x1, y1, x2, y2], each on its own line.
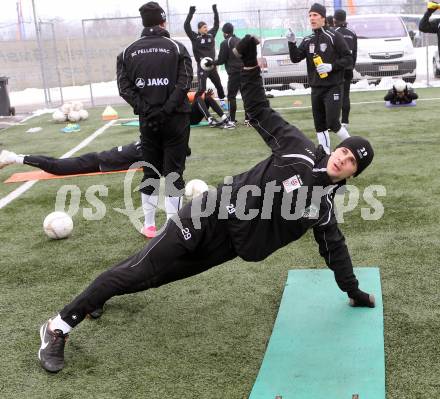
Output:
[139, 113, 190, 195]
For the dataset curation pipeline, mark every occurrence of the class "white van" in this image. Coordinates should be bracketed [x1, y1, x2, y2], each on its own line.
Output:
[346, 14, 417, 83]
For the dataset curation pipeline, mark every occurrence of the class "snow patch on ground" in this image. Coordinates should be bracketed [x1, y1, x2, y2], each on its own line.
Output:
[9, 46, 440, 109]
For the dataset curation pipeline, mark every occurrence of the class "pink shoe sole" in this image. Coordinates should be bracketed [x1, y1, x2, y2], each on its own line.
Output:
[141, 225, 156, 238]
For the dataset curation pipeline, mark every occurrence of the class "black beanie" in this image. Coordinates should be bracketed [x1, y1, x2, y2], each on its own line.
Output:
[309, 3, 326, 18]
[139, 2, 166, 27]
[198, 21, 207, 30]
[334, 9, 347, 22]
[336, 136, 374, 177]
[222, 22, 234, 34]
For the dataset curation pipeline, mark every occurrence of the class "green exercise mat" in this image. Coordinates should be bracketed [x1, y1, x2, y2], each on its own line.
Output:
[121, 120, 209, 127]
[249, 267, 385, 399]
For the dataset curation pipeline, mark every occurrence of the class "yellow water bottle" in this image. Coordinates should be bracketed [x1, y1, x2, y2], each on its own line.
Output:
[313, 54, 328, 79]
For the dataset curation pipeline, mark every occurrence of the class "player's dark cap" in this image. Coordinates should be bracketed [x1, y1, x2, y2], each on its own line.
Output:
[336, 136, 374, 177]
[139, 2, 166, 27]
[309, 3, 326, 18]
[334, 9, 347, 22]
[222, 23, 234, 34]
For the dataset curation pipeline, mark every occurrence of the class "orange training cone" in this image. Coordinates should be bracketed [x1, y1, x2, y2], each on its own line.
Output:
[102, 105, 118, 121]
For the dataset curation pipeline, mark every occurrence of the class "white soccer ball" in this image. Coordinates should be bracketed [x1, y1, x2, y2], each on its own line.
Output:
[78, 109, 89, 120]
[200, 57, 214, 71]
[185, 179, 209, 198]
[393, 79, 407, 92]
[72, 101, 84, 111]
[68, 110, 81, 122]
[61, 102, 72, 115]
[52, 109, 67, 123]
[43, 211, 73, 240]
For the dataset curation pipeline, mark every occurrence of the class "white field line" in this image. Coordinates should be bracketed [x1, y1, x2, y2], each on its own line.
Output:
[0, 119, 118, 210]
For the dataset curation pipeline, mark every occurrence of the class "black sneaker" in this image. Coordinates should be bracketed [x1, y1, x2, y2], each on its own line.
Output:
[38, 320, 68, 373]
[89, 308, 104, 319]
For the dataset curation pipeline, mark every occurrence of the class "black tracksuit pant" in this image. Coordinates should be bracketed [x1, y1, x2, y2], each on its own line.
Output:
[23, 153, 100, 175]
[341, 70, 353, 124]
[60, 196, 237, 328]
[311, 85, 343, 133]
[227, 71, 241, 122]
[139, 112, 190, 196]
[190, 96, 224, 125]
[196, 66, 225, 99]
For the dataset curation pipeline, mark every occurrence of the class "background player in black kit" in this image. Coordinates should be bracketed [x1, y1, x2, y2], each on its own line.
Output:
[204, 22, 243, 126]
[287, 3, 352, 155]
[184, 4, 227, 110]
[38, 34, 375, 374]
[117, 2, 193, 239]
[384, 80, 418, 105]
[189, 89, 235, 128]
[419, 1, 440, 57]
[334, 9, 357, 129]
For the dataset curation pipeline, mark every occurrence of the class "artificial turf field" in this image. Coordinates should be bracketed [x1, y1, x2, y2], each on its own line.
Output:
[0, 88, 439, 398]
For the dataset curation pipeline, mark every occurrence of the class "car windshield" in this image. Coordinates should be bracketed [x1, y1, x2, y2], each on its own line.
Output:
[262, 38, 302, 56]
[348, 17, 407, 39]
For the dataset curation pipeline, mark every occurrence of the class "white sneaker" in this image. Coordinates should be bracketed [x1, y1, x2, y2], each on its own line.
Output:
[222, 120, 236, 129]
[208, 117, 222, 127]
[0, 150, 17, 169]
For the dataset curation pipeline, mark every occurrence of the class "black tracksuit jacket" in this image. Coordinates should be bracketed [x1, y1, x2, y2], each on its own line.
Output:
[334, 24, 358, 80]
[288, 27, 352, 87]
[184, 9, 219, 63]
[215, 35, 243, 74]
[218, 66, 359, 294]
[419, 9, 440, 55]
[116, 26, 193, 115]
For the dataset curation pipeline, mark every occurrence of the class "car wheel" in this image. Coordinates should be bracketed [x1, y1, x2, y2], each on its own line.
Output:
[403, 77, 416, 84]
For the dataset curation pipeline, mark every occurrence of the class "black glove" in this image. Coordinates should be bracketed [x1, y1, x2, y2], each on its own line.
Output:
[212, 4, 217, 12]
[134, 99, 150, 116]
[189, 6, 196, 14]
[233, 34, 259, 67]
[348, 289, 375, 308]
[146, 109, 167, 132]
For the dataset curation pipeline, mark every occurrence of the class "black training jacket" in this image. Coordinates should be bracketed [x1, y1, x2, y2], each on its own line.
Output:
[217, 66, 359, 294]
[419, 9, 440, 55]
[335, 24, 357, 79]
[288, 27, 352, 87]
[215, 35, 243, 74]
[116, 26, 193, 116]
[184, 9, 219, 63]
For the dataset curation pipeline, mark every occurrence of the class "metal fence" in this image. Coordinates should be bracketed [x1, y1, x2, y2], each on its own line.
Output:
[1, 1, 439, 109]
